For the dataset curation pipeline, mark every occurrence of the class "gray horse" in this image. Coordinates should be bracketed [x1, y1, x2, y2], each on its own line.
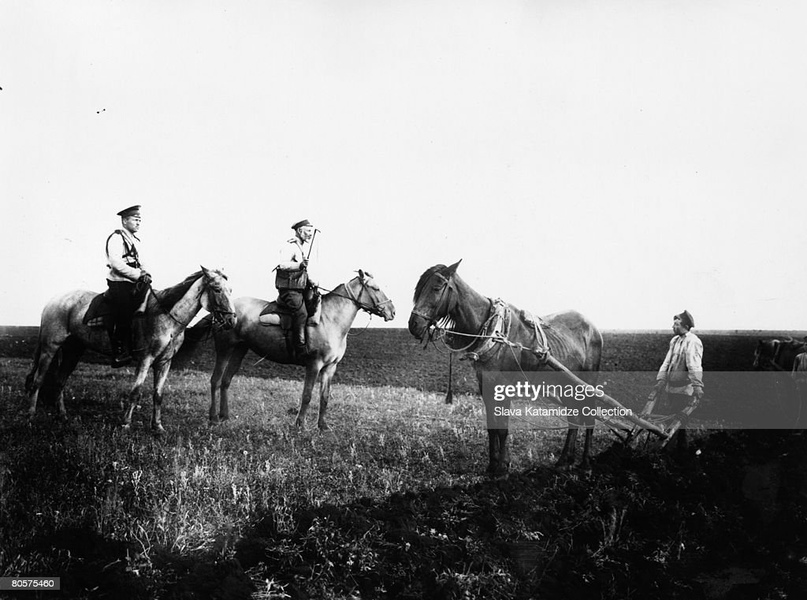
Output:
[25, 267, 236, 431]
[185, 270, 395, 430]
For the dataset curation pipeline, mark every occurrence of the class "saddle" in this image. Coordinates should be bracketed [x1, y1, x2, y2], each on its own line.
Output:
[83, 292, 114, 328]
[258, 301, 295, 329]
[82, 283, 151, 329]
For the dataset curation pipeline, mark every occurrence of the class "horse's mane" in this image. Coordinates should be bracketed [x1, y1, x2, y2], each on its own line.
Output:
[413, 264, 447, 302]
[154, 271, 203, 310]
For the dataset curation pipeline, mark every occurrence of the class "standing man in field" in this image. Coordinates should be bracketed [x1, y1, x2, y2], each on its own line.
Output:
[791, 337, 807, 428]
[274, 219, 321, 358]
[647, 310, 704, 452]
[106, 205, 151, 368]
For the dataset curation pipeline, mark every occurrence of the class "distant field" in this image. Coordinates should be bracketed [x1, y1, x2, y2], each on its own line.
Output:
[3, 326, 801, 424]
[2, 324, 796, 386]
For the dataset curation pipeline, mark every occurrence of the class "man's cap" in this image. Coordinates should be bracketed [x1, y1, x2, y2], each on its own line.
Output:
[675, 310, 695, 329]
[117, 205, 141, 218]
[291, 219, 313, 230]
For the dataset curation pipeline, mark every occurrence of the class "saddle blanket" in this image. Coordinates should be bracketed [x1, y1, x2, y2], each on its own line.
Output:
[83, 292, 113, 328]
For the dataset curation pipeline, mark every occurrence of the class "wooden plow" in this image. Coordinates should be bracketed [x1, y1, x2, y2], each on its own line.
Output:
[542, 354, 695, 449]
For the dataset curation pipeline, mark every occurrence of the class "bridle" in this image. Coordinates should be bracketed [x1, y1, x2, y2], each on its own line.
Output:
[325, 276, 393, 318]
[202, 275, 237, 329]
[411, 271, 456, 330]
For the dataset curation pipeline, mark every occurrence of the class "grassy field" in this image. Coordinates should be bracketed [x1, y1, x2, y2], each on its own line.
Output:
[1, 328, 806, 598]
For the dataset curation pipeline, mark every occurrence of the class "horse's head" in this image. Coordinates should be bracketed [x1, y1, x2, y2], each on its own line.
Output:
[200, 266, 237, 330]
[408, 260, 462, 341]
[753, 339, 779, 370]
[346, 270, 396, 321]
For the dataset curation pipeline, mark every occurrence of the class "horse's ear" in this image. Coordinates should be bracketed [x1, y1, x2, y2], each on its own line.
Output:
[446, 259, 462, 276]
[357, 269, 366, 281]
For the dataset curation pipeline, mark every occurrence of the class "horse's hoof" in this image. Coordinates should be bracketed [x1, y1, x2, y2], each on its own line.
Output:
[555, 456, 575, 469]
[318, 423, 331, 432]
[152, 427, 165, 436]
[486, 463, 509, 479]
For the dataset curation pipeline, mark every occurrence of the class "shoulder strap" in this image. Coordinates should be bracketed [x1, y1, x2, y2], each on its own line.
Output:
[107, 229, 140, 266]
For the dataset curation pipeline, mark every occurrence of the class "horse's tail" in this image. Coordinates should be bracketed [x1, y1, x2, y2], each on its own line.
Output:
[25, 342, 42, 393]
[25, 341, 64, 404]
[174, 314, 214, 366]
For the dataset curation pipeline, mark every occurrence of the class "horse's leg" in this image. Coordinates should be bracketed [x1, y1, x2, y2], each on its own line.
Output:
[483, 397, 511, 476]
[150, 358, 172, 434]
[294, 360, 321, 429]
[557, 420, 579, 468]
[495, 429, 510, 475]
[209, 339, 233, 423]
[487, 431, 500, 474]
[217, 343, 249, 422]
[316, 361, 338, 432]
[52, 338, 85, 418]
[26, 339, 63, 419]
[578, 417, 596, 471]
[122, 356, 155, 429]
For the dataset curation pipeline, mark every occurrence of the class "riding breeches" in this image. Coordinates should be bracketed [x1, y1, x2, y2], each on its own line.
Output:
[106, 280, 138, 343]
[277, 286, 320, 348]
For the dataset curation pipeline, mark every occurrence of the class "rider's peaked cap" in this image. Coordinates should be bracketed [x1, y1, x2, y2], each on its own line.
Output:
[291, 219, 313, 230]
[117, 205, 142, 218]
[675, 310, 694, 329]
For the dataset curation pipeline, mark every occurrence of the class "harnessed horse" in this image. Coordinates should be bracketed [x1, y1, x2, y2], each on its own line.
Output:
[753, 338, 807, 427]
[408, 261, 603, 475]
[25, 268, 236, 431]
[185, 270, 395, 430]
[753, 338, 806, 372]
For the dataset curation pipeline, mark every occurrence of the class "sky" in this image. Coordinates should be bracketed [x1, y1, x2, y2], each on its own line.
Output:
[1, 0, 805, 331]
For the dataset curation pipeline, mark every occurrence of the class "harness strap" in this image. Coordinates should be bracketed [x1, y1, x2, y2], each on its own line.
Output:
[520, 308, 550, 363]
[459, 298, 510, 362]
[459, 305, 552, 367]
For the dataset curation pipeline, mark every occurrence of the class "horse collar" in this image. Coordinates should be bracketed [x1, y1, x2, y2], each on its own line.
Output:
[459, 298, 510, 361]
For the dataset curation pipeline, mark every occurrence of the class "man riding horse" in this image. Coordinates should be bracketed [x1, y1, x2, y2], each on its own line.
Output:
[106, 205, 152, 367]
[274, 219, 321, 358]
